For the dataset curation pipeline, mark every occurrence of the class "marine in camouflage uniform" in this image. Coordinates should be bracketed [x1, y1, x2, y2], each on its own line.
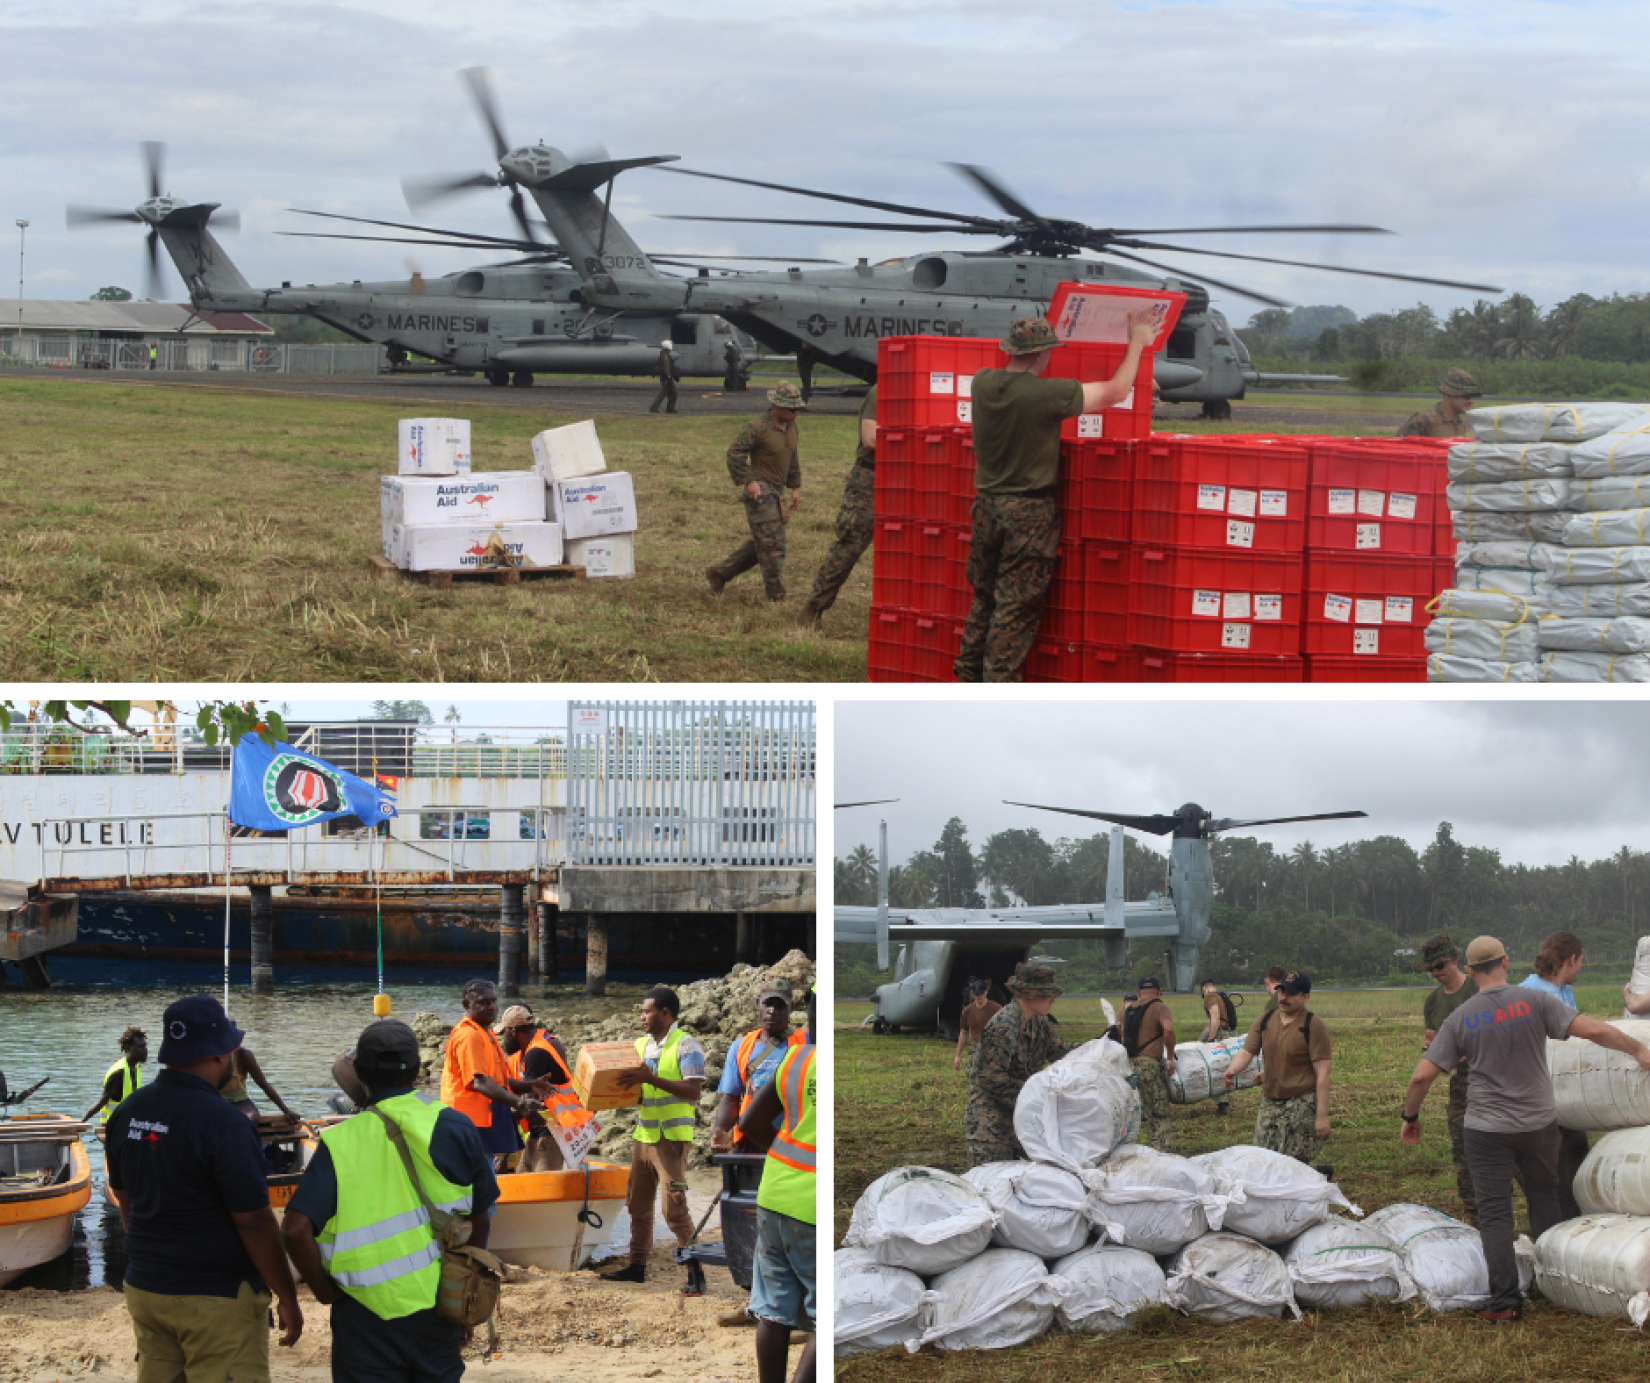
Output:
[1418, 932, 1479, 1224]
[707, 383, 805, 602]
[800, 385, 877, 628]
[1396, 367, 1482, 438]
[1131, 1056, 1174, 1152]
[1253, 1091, 1326, 1163]
[964, 963, 1072, 1167]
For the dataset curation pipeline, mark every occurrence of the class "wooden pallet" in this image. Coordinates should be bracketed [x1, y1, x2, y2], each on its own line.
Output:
[368, 554, 587, 589]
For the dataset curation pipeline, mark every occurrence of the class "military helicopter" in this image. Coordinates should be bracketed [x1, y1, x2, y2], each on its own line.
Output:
[63, 140, 780, 388]
[836, 800, 1365, 1037]
[403, 70, 1500, 417]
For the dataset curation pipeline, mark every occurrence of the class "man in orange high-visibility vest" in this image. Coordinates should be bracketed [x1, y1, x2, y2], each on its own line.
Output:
[440, 980, 553, 1168]
[712, 980, 807, 1153]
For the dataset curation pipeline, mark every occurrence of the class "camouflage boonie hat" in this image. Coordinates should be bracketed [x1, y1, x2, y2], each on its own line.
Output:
[1006, 962, 1063, 999]
[1439, 368, 1482, 398]
[767, 381, 808, 410]
[1417, 934, 1459, 971]
[999, 317, 1062, 356]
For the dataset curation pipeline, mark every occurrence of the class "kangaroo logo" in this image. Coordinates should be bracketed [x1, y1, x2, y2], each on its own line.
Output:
[466, 494, 494, 510]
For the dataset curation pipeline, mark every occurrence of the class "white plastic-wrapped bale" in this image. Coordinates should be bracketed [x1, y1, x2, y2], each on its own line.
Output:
[1539, 546, 1650, 585]
[1163, 1232, 1300, 1323]
[1534, 1213, 1650, 1325]
[1282, 1218, 1417, 1310]
[1561, 510, 1650, 549]
[1627, 938, 1650, 1019]
[1190, 1146, 1361, 1246]
[1469, 402, 1650, 444]
[842, 1167, 996, 1276]
[1547, 1022, 1650, 1130]
[834, 1247, 926, 1357]
[1431, 589, 1546, 623]
[1364, 1202, 1533, 1313]
[1451, 565, 1552, 602]
[1423, 617, 1538, 663]
[1571, 422, 1650, 478]
[1576, 1127, 1650, 1216]
[1448, 441, 1576, 482]
[1013, 1038, 1140, 1175]
[1550, 583, 1650, 618]
[913, 1248, 1058, 1352]
[962, 1161, 1091, 1260]
[1167, 1035, 1261, 1105]
[1573, 476, 1650, 511]
[1537, 616, 1650, 654]
[1081, 1145, 1235, 1256]
[1428, 654, 1539, 683]
[1447, 479, 1572, 513]
[1050, 1242, 1168, 1333]
[1453, 511, 1569, 544]
[1539, 651, 1650, 683]
[1453, 542, 1563, 572]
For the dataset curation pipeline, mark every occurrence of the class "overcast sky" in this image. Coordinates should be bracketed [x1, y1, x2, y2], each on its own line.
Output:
[834, 700, 1650, 871]
[7, 1, 1647, 321]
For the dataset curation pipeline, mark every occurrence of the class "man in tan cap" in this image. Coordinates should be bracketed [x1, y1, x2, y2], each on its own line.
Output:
[1399, 935, 1650, 1323]
[964, 962, 1073, 1166]
[1396, 368, 1482, 438]
[707, 382, 805, 602]
[955, 312, 1157, 681]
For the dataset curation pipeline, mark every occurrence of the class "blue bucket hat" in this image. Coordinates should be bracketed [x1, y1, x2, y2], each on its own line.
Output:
[158, 996, 245, 1065]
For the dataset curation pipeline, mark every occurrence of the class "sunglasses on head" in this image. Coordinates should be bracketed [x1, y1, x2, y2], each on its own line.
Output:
[1428, 961, 1449, 973]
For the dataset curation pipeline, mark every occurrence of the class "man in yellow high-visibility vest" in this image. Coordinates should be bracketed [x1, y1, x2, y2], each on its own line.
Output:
[602, 986, 705, 1284]
[84, 1026, 147, 1122]
[738, 988, 816, 1383]
[283, 1020, 499, 1382]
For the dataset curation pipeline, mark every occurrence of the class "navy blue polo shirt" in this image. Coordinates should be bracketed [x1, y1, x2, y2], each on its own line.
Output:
[285, 1088, 500, 1233]
[106, 1067, 272, 1298]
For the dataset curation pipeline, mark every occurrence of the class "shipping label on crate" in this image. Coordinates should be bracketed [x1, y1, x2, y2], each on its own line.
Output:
[1356, 523, 1383, 549]
[1222, 622, 1252, 649]
[1255, 594, 1284, 621]
[1224, 592, 1252, 619]
[1228, 489, 1258, 518]
[1075, 414, 1107, 438]
[958, 374, 974, 398]
[1355, 598, 1384, 623]
[1324, 593, 1353, 623]
[1358, 489, 1386, 517]
[1259, 490, 1290, 516]
[1389, 492, 1418, 521]
[929, 372, 955, 394]
[1192, 589, 1222, 617]
[1226, 519, 1255, 548]
[1385, 596, 1415, 622]
[1353, 628, 1381, 654]
[957, 400, 972, 424]
[1327, 488, 1356, 515]
[1199, 484, 1227, 511]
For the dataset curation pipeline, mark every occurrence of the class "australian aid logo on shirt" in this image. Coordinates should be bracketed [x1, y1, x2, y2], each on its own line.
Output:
[229, 738, 399, 832]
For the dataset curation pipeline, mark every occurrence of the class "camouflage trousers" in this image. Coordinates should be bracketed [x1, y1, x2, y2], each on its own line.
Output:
[1211, 1025, 1235, 1113]
[1447, 1067, 1476, 1221]
[711, 482, 789, 600]
[1132, 1056, 1173, 1152]
[964, 1091, 1024, 1168]
[1254, 1091, 1325, 1164]
[954, 491, 1061, 683]
[805, 464, 875, 614]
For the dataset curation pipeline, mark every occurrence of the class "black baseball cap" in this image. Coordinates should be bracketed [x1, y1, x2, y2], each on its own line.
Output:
[158, 996, 245, 1065]
[1137, 976, 1163, 992]
[1277, 971, 1313, 995]
[354, 1020, 421, 1076]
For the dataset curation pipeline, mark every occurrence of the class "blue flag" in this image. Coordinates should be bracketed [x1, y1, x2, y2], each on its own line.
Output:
[229, 738, 398, 832]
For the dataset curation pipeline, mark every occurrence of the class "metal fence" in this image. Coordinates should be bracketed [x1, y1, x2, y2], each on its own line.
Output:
[566, 701, 816, 867]
[0, 334, 387, 376]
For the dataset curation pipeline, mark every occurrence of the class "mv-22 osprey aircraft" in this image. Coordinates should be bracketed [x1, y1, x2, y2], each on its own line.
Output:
[836, 800, 1365, 1038]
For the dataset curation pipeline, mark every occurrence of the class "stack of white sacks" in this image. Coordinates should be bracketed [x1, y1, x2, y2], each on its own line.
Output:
[836, 1034, 1543, 1358]
[379, 418, 639, 577]
[1429, 402, 1650, 682]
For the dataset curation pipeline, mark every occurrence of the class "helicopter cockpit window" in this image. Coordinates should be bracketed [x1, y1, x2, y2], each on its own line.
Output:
[911, 257, 948, 291]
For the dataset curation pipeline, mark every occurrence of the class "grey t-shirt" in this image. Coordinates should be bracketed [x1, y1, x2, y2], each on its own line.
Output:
[1427, 984, 1577, 1133]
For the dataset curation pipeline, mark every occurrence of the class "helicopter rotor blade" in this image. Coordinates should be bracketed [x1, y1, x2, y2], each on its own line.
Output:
[143, 140, 165, 201]
[402, 173, 500, 212]
[209, 211, 241, 233]
[276, 231, 563, 258]
[1207, 811, 1369, 833]
[835, 800, 899, 808]
[656, 214, 972, 233]
[657, 166, 1007, 230]
[1105, 236, 1502, 295]
[946, 163, 1045, 225]
[648, 256, 843, 271]
[1004, 802, 1182, 836]
[144, 228, 162, 300]
[289, 208, 547, 251]
[1101, 247, 1292, 308]
[66, 207, 145, 227]
[1109, 223, 1394, 238]
[460, 66, 512, 163]
[505, 185, 539, 245]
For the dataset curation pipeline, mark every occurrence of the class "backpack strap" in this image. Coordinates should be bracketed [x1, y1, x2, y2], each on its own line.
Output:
[370, 1105, 458, 1246]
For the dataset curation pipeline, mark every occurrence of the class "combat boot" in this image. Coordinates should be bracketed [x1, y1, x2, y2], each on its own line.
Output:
[797, 604, 821, 629]
[705, 566, 726, 596]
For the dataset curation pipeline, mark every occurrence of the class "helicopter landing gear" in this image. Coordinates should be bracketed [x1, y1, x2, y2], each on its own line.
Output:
[1200, 398, 1233, 421]
[510, 371, 534, 388]
[486, 369, 509, 388]
[872, 1017, 889, 1035]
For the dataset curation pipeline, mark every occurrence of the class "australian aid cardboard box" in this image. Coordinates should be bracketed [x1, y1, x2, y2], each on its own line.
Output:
[382, 472, 546, 527]
[397, 418, 472, 476]
[392, 520, 564, 572]
[554, 472, 639, 540]
[566, 533, 635, 579]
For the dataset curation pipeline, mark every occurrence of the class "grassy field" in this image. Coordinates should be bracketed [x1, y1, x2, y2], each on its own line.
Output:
[834, 983, 1650, 1382]
[0, 377, 869, 680]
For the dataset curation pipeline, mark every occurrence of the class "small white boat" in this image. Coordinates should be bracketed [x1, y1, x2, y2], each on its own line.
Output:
[488, 1160, 630, 1272]
[0, 1115, 93, 1287]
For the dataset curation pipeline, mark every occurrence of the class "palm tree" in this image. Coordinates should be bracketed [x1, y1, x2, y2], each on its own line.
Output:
[1291, 840, 1319, 912]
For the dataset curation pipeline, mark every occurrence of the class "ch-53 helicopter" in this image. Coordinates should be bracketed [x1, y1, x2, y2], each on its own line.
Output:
[836, 800, 1365, 1038]
[63, 138, 807, 389]
[399, 69, 1500, 417]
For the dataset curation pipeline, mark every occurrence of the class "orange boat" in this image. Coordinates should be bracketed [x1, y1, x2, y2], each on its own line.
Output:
[488, 1160, 630, 1272]
[0, 1116, 93, 1287]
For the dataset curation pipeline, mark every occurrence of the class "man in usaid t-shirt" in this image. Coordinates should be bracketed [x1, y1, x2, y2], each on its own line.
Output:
[1399, 935, 1650, 1322]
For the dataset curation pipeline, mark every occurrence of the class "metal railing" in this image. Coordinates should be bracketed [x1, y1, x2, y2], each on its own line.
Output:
[0, 335, 387, 376]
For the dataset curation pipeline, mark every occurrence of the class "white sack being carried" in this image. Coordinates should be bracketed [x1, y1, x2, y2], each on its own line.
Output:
[1424, 617, 1539, 663]
[1537, 615, 1650, 654]
[1430, 589, 1545, 624]
[1470, 402, 1650, 444]
[1549, 582, 1650, 619]
[1576, 1127, 1650, 1216]
[1562, 509, 1650, 548]
[1447, 441, 1576, 482]
[834, 1247, 927, 1357]
[1453, 541, 1562, 572]
[1014, 1038, 1140, 1175]
[1626, 938, 1650, 1020]
[913, 1248, 1057, 1352]
[1051, 1242, 1168, 1333]
[1428, 653, 1539, 683]
[1571, 423, 1650, 478]
[842, 1167, 996, 1276]
[1548, 1020, 1650, 1130]
[1534, 1214, 1650, 1325]
[1452, 564, 1553, 601]
[1572, 476, 1650, 511]
[1537, 546, 1650, 585]
[1453, 511, 1569, 544]
[962, 1161, 1091, 1259]
[1446, 478, 1572, 513]
[1081, 1145, 1236, 1256]
[1167, 1035, 1262, 1105]
[1282, 1218, 1417, 1311]
[1539, 651, 1650, 683]
[1190, 1146, 1361, 1245]
[1365, 1202, 1533, 1312]
[1163, 1232, 1300, 1323]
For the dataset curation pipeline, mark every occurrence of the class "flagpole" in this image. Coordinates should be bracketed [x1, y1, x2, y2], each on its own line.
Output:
[223, 812, 232, 1013]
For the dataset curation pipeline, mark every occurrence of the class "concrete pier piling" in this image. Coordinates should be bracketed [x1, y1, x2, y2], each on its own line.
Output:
[537, 902, 557, 981]
[585, 914, 608, 996]
[499, 883, 524, 997]
[250, 885, 274, 994]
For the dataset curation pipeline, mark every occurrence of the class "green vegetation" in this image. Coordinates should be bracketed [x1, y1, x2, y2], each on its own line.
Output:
[835, 983, 1650, 1383]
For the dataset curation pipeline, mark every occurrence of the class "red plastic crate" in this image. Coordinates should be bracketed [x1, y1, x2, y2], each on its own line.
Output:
[864, 605, 961, 683]
[1128, 547, 1304, 654]
[1083, 644, 1140, 682]
[908, 522, 970, 620]
[912, 428, 960, 523]
[866, 605, 906, 682]
[1023, 638, 1088, 683]
[1134, 649, 1305, 682]
[1305, 655, 1428, 683]
[1302, 551, 1443, 657]
[1084, 543, 1131, 646]
[1134, 437, 1310, 551]
[1306, 441, 1447, 554]
[1043, 343, 1156, 441]
[870, 520, 917, 609]
[1061, 439, 1136, 543]
[1042, 543, 1086, 644]
[874, 432, 917, 520]
[877, 337, 1005, 429]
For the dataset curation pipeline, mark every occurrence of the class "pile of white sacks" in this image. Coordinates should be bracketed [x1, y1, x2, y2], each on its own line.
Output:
[1429, 402, 1650, 682]
[836, 1037, 1537, 1356]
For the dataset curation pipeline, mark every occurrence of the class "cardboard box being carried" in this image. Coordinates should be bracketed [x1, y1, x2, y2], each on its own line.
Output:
[398, 418, 472, 476]
[565, 533, 635, 579]
[382, 472, 547, 527]
[531, 420, 607, 483]
[573, 1040, 642, 1111]
[393, 520, 563, 572]
[554, 472, 638, 540]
